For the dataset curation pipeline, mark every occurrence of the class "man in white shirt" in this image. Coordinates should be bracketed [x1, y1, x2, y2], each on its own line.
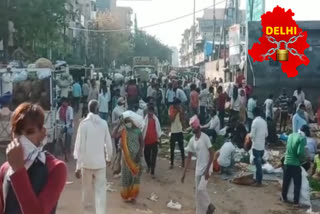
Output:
[98, 86, 111, 121]
[199, 83, 209, 124]
[201, 109, 220, 142]
[112, 97, 126, 126]
[293, 86, 305, 106]
[217, 141, 236, 174]
[247, 96, 257, 131]
[1, 65, 13, 96]
[182, 115, 215, 214]
[250, 107, 268, 186]
[264, 94, 274, 120]
[74, 100, 113, 214]
[304, 99, 314, 122]
[173, 81, 187, 104]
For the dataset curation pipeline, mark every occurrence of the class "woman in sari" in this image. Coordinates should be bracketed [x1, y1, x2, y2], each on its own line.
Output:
[112, 111, 144, 202]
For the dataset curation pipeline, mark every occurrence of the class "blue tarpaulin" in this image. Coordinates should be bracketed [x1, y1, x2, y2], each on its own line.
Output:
[204, 41, 214, 57]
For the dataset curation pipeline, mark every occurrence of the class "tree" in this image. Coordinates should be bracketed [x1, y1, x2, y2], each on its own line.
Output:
[1, 0, 67, 61]
[133, 18, 172, 63]
[88, 12, 133, 69]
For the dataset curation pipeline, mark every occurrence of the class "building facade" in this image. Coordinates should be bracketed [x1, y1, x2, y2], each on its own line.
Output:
[111, 7, 133, 30]
[179, 8, 246, 67]
[96, 0, 117, 12]
[246, 21, 320, 106]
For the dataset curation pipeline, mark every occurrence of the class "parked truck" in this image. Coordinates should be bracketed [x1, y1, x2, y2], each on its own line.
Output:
[133, 56, 158, 82]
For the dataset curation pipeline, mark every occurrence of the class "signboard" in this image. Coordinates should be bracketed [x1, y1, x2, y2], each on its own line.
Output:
[133, 56, 158, 66]
[246, 0, 265, 21]
[229, 24, 241, 65]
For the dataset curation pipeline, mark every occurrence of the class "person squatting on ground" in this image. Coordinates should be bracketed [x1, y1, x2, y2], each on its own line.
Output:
[168, 98, 186, 169]
[182, 115, 215, 214]
[74, 100, 113, 214]
[142, 104, 162, 178]
[216, 140, 236, 175]
[0, 103, 67, 214]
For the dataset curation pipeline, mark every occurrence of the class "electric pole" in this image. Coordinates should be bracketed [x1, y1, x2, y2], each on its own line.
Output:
[212, 0, 216, 61]
[235, 0, 239, 24]
[192, 0, 196, 66]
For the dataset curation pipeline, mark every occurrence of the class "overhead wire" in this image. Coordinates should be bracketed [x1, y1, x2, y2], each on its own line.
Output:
[68, 0, 226, 33]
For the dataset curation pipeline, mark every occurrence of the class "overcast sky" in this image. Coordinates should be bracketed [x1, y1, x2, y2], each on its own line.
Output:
[117, 0, 320, 48]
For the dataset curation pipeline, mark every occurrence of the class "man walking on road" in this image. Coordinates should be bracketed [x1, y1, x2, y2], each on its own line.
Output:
[72, 79, 82, 113]
[169, 98, 186, 169]
[74, 100, 113, 214]
[199, 83, 209, 124]
[182, 115, 215, 214]
[142, 104, 162, 178]
[250, 107, 268, 186]
[98, 86, 111, 121]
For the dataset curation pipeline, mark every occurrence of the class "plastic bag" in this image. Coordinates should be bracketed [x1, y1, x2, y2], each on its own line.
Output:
[232, 173, 255, 185]
[13, 70, 27, 82]
[112, 151, 121, 175]
[37, 69, 51, 79]
[286, 167, 311, 207]
[122, 110, 144, 130]
[249, 149, 269, 164]
[219, 127, 227, 136]
[262, 162, 274, 174]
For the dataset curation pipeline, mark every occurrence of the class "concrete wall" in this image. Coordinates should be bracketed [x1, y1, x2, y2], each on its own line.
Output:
[205, 59, 225, 82]
[246, 21, 320, 106]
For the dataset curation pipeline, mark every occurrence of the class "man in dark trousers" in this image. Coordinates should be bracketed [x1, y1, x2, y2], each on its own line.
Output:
[142, 104, 162, 178]
[281, 125, 307, 205]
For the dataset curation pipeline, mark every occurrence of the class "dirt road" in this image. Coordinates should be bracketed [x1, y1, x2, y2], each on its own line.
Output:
[57, 157, 304, 214]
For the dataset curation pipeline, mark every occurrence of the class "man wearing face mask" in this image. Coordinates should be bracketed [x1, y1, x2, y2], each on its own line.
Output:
[181, 115, 215, 214]
[74, 100, 113, 214]
[0, 103, 67, 214]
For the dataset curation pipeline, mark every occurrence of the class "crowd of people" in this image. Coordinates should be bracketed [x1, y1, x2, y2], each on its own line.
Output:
[1, 72, 320, 213]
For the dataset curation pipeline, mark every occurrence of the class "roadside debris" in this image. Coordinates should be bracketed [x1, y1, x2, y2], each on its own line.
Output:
[135, 208, 153, 213]
[231, 173, 255, 186]
[167, 200, 182, 210]
[106, 182, 117, 192]
[147, 193, 159, 202]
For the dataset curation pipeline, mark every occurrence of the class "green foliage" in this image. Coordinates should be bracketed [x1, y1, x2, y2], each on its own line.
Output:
[88, 13, 133, 68]
[184, 132, 194, 143]
[212, 135, 225, 151]
[309, 177, 320, 192]
[4, 0, 67, 59]
[133, 29, 172, 63]
[133, 17, 171, 62]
